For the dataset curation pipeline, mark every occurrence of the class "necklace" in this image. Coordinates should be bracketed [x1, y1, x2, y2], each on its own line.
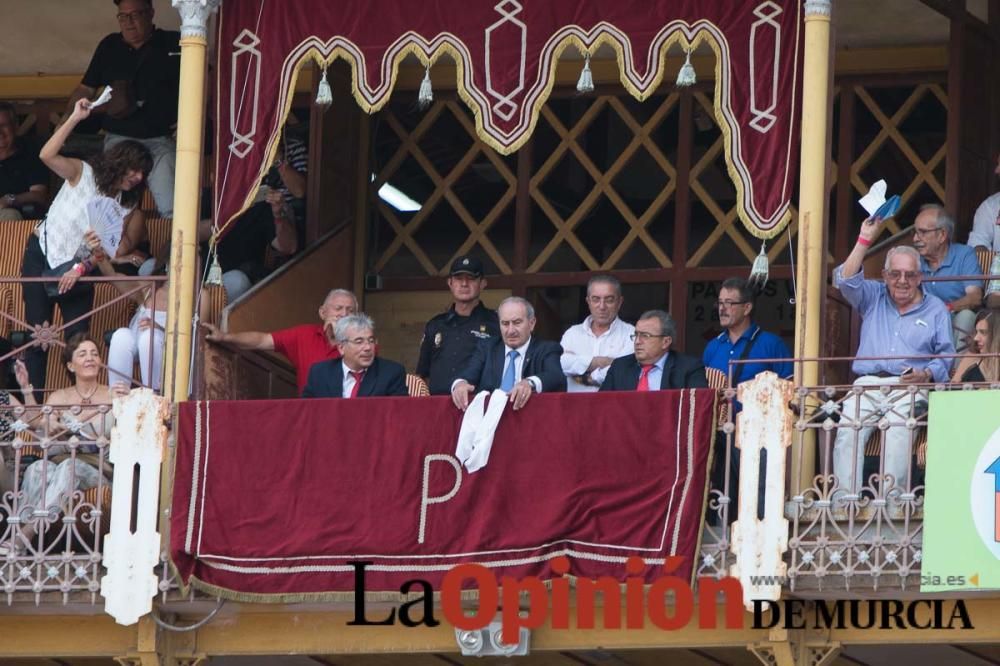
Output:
[74, 383, 99, 405]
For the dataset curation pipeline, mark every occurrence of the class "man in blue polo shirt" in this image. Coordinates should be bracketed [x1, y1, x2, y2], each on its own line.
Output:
[704, 277, 793, 385]
[703, 277, 792, 521]
[913, 204, 982, 351]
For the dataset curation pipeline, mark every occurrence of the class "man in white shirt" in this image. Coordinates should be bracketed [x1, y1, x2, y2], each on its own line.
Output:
[968, 152, 1000, 307]
[559, 275, 635, 392]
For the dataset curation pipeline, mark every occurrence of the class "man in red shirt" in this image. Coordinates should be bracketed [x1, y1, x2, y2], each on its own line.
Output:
[203, 289, 357, 392]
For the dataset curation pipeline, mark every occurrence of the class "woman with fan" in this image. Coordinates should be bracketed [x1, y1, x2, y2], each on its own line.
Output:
[20, 97, 152, 394]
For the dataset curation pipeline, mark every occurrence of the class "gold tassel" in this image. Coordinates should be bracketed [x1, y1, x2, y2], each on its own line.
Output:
[315, 67, 332, 109]
[576, 55, 594, 93]
[748, 241, 769, 291]
[418, 65, 433, 109]
[206, 247, 223, 286]
[676, 49, 696, 87]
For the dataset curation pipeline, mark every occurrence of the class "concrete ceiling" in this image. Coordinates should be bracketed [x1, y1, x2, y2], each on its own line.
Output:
[0, 0, 988, 78]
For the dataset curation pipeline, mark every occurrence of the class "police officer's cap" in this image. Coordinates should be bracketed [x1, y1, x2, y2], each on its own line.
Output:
[449, 255, 484, 278]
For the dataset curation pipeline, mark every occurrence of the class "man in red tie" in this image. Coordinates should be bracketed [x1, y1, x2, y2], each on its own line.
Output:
[301, 314, 407, 398]
[599, 310, 707, 391]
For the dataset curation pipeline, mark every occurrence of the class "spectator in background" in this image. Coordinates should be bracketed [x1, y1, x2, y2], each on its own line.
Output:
[559, 275, 634, 392]
[600, 310, 708, 391]
[968, 152, 1000, 253]
[21, 98, 151, 394]
[67, 0, 180, 217]
[913, 204, 982, 350]
[210, 128, 306, 302]
[832, 215, 953, 517]
[417, 256, 499, 395]
[952, 309, 1000, 383]
[0, 102, 49, 220]
[203, 289, 358, 394]
[968, 153, 1000, 309]
[302, 314, 407, 399]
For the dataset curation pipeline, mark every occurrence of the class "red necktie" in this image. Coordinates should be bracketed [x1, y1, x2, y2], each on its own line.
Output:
[636, 364, 654, 391]
[349, 370, 366, 398]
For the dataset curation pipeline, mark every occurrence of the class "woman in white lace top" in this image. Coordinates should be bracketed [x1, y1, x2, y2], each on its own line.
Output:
[19, 98, 153, 394]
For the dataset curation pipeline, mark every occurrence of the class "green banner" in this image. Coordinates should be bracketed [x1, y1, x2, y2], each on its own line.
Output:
[922, 391, 1000, 592]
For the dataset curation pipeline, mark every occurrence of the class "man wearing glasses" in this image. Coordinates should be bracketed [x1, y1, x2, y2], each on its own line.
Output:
[703, 277, 792, 519]
[912, 204, 982, 350]
[600, 310, 707, 391]
[559, 275, 635, 392]
[703, 277, 793, 386]
[67, 0, 180, 217]
[831, 218, 953, 516]
[301, 314, 407, 399]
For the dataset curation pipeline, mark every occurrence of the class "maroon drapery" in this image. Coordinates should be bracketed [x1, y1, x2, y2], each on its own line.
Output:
[171, 390, 715, 600]
[214, 0, 802, 240]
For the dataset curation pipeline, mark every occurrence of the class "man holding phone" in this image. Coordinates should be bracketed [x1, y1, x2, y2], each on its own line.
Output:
[830, 214, 954, 518]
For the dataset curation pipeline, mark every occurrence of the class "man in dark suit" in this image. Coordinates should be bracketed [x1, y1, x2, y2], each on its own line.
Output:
[600, 310, 708, 391]
[451, 296, 565, 411]
[302, 314, 407, 398]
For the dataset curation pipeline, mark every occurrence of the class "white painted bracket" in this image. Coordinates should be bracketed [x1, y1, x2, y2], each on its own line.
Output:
[101, 389, 170, 625]
[729, 371, 795, 609]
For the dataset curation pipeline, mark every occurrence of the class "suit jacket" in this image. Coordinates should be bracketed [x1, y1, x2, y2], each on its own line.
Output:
[301, 357, 408, 398]
[599, 351, 708, 391]
[457, 337, 567, 393]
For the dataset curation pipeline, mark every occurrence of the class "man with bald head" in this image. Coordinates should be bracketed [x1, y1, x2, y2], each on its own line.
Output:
[203, 289, 358, 393]
[451, 297, 565, 411]
[831, 215, 954, 516]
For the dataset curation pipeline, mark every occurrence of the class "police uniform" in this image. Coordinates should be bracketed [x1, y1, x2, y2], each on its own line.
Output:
[417, 301, 499, 395]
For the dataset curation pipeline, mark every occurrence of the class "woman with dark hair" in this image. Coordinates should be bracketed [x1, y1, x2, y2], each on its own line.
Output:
[953, 309, 1000, 383]
[20, 98, 153, 393]
[10, 333, 129, 551]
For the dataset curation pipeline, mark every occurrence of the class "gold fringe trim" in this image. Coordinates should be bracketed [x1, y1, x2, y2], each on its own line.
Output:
[215, 22, 795, 239]
[172, 567, 707, 605]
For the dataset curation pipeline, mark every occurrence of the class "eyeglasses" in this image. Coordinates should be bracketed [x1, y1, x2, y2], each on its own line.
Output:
[716, 300, 748, 308]
[912, 226, 943, 237]
[630, 332, 668, 341]
[884, 270, 921, 282]
[117, 9, 150, 23]
[345, 336, 377, 346]
[587, 296, 619, 306]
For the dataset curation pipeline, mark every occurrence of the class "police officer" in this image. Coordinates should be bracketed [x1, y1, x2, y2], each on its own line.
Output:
[417, 256, 500, 395]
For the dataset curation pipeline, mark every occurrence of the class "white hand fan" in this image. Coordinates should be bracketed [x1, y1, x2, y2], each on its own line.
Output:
[87, 196, 127, 256]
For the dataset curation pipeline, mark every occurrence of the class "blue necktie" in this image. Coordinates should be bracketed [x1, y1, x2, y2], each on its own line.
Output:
[500, 350, 520, 392]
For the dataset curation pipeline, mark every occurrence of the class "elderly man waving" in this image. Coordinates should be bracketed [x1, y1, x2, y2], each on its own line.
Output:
[831, 215, 954, 517]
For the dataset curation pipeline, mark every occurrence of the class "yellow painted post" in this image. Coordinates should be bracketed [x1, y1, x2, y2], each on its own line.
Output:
[163, 1, 220, 403]
[792, 0, 833, 493]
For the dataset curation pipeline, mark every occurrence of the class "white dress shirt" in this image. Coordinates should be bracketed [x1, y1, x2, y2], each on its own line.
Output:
[451, 338, 542, 393]
[559, 317, 635, 392]
[502, 338, 543, 393]
[342, 362, 366, 398]
[969, 191, 1000, 251]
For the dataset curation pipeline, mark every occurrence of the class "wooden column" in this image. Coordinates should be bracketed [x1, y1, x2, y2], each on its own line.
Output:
[164, 0, 219, 403]
[792, 0, 834, 493]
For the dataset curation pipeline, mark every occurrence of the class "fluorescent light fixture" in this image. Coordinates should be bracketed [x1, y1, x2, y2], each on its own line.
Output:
[375, 175, 422, 212]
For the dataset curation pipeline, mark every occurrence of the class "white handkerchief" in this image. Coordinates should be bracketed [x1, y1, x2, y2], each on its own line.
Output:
[455, 391, 488, 466]
[90, 86, 114, 109]
[463, 390, 508, 473]
[859, 179, 887, 216]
